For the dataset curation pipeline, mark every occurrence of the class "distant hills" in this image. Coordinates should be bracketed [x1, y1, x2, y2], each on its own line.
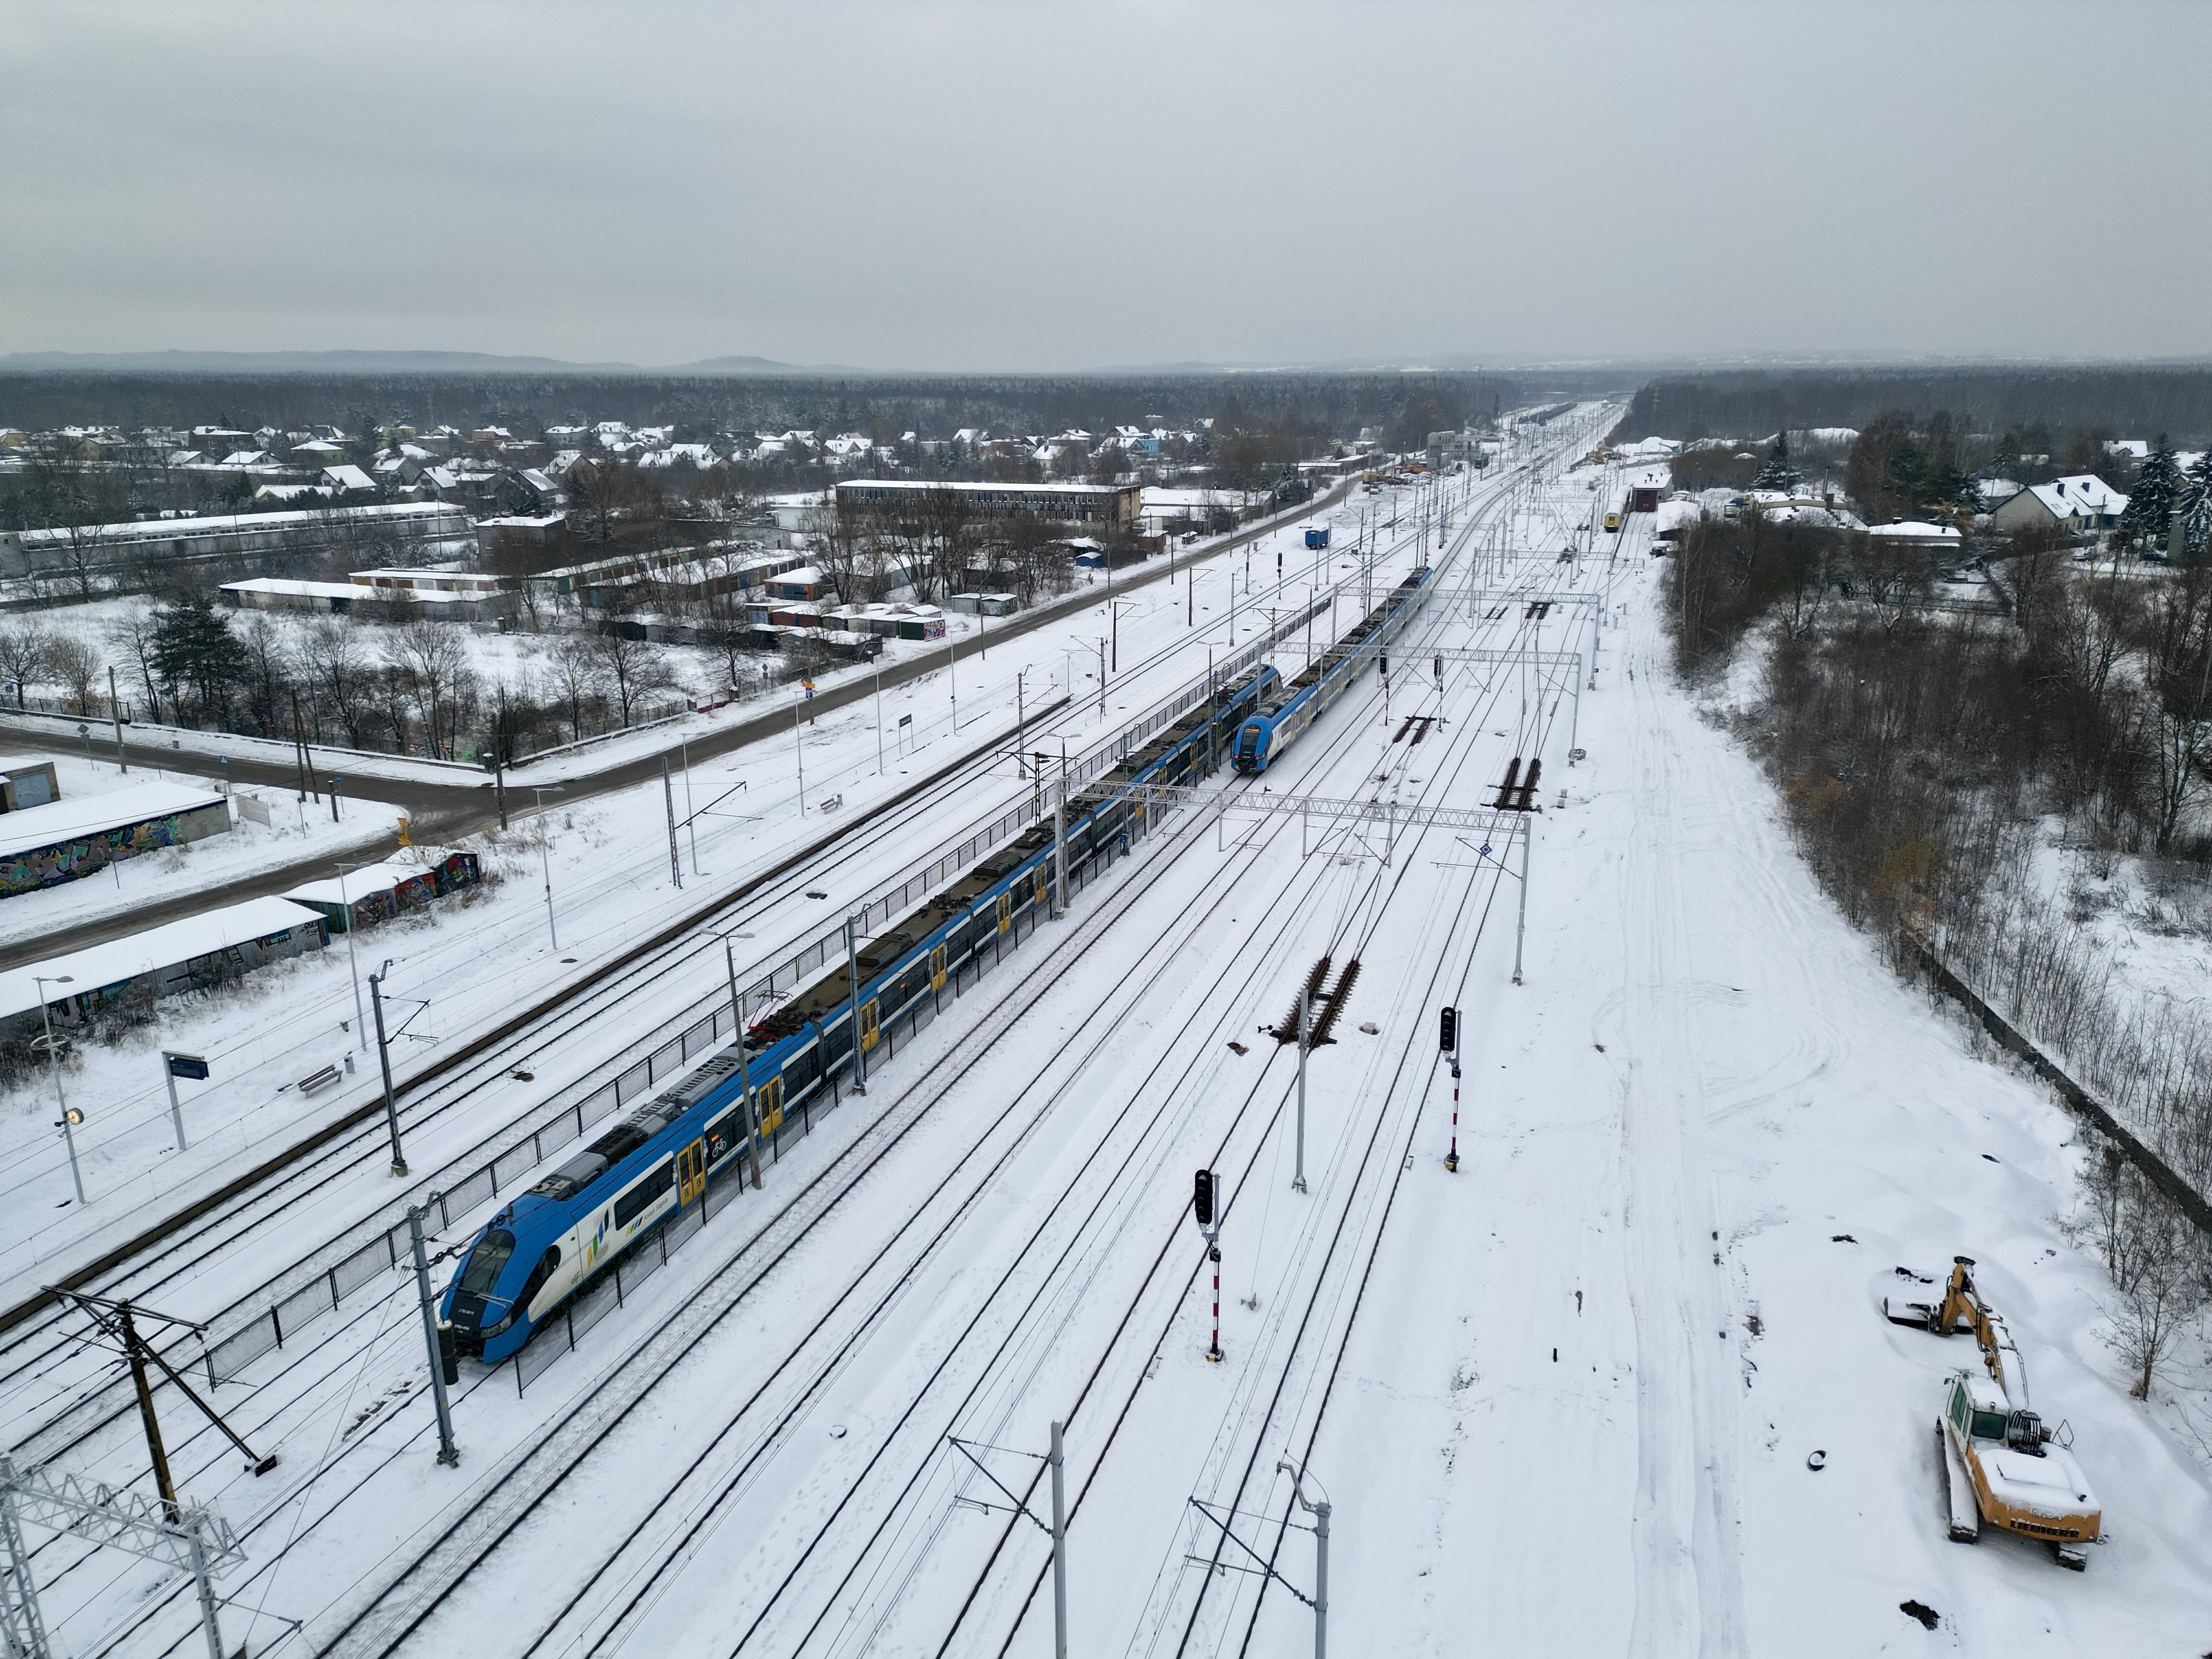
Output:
[0, 348, 854, 376]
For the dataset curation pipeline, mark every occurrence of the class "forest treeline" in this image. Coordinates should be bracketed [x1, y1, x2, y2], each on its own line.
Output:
[0, 370, 1540, 445]
[1612, 364, 2212, 448]
[1666, 513, 2212, 1397]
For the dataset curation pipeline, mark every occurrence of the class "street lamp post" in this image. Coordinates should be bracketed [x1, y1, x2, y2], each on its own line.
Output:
[35, 975, 82, 1204]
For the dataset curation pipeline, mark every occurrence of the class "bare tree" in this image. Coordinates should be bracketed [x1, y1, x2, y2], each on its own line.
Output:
[542, 632, 605, 741]
[2089, 1156, 2208, 1400]
[591, 629, 677, 726]
[236, 614, 294, 736]
[0, 627, 55, 709]
[44, 635, 103, 714]
[105, 608, 165, 721]
[382, 621, 477, 758]
[301, 616, 374, 747]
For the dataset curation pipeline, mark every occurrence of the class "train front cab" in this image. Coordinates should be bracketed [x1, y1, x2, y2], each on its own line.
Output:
[1233, 715, 1271, 774]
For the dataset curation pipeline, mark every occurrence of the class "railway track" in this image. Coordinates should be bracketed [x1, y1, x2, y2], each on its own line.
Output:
[22, 453, 1564, 1659]
[0, 700, 1082, 1465]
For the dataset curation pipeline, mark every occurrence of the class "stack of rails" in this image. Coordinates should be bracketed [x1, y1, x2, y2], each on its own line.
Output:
[1232, 562, 1438, 775]
[443, 661, 1283, 1364]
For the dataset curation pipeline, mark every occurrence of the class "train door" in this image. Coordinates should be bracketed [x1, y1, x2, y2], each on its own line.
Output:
[930, 944, 947, 992]
[675, 1139, 706, 1206]
[996, 893, 1012, 935]
[860, 998, 880, 1052]
[1033, 867, 1048, 910]
[758, 1075, 785, 1134]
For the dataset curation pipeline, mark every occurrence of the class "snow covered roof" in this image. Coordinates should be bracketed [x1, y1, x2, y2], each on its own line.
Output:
[281, 858, 437, 909]
[1868, 520, 1964, 543]
[322, 464, 376, 491]
[0, 896, 322, 1023]
[0, 781, 225, 862]
[2104, 439, 2148, 460]
[2019, 474, 2128, 519]
[222, 577, 373, 602]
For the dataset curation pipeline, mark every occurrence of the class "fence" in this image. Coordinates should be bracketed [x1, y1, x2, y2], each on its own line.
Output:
[511, 796, 1147, 1396]
[202, 996, 747, 1385]
[194, 596, 1334, 1389]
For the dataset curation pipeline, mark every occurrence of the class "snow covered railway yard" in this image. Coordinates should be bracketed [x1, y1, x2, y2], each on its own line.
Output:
[9, 418, 2211, 1659]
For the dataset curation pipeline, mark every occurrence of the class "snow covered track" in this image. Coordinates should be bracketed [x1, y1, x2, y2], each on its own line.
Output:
[0, 702, 1071, 1463]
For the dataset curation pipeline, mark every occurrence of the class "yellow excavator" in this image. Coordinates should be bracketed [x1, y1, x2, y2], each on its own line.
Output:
[1885, 1256, 2101, 1569]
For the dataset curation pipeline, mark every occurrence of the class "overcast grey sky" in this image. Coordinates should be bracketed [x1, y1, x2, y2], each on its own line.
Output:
[5, 0, 2208, 370]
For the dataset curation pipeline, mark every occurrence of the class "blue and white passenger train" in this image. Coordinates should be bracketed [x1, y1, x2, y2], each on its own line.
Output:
[1232, 562, 1438, 774]
[442, 659, 1288, 1362]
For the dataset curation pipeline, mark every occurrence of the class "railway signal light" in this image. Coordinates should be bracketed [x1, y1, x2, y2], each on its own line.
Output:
[1193, 1168, 1215, 1229]
[1438, 1007, 1457, 1053]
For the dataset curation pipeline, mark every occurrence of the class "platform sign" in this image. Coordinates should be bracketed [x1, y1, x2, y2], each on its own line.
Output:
[165, 1052, 210, 1081]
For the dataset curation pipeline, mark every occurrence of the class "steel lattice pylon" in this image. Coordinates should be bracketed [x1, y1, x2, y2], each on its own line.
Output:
[0, 1455, 244, 1659]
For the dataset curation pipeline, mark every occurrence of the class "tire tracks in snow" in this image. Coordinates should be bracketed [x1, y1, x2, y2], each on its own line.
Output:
[1602, 606, 1750, 1659]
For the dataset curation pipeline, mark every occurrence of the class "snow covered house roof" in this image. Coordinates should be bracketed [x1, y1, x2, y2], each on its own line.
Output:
[321, 464, 376, 492]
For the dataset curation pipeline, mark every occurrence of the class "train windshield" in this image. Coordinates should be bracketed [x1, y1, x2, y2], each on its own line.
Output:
[1237, 725, 1260, 758]
[458, 1229, 516, 1297]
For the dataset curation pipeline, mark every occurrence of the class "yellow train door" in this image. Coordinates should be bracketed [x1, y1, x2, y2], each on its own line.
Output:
[676, 1138, 706, 1205]
[860, 998, 880, 1052]
[1034, 867, 1048, 909]
[758, 1075, 784, 1134]
[930, 944, 947, 991]
[996, 893, 1012, 935]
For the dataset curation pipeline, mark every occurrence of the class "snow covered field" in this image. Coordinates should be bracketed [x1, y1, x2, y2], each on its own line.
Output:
[15, 414, 2200, 1659]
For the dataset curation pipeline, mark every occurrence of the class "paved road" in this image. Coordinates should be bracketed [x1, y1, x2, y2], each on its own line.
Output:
[0, 482, 1355, 968]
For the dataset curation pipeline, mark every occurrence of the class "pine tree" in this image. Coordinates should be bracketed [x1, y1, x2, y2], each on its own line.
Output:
[151, 595, 250, 723]
[2118, 436, 2183, 552]
[1752, 430, 1801, 492]
[2179, 452, 2212, 561]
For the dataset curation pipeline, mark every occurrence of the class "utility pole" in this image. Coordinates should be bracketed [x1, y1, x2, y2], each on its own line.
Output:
[368, 961, 407, 1176]
[1051, 788, 1069, 919]
[681, 737, 699, 876]
[47, 1291, 278, 1515]
[1277, 1458, 1331, 1659]
[109, 666, 127, 774]
[845, 915, 868, 1094]
[1050, 1419, 1070, 1659]
[1293, 980, 1310, 1193]
[725, 940, 764, 1188]
[1514, 825, 1531, 987]
[30, 976, 83, 1204]
[874, 660, 886, 776]
[661, 758, 682, 889]
[793, 703, 807, 813]
[406, 1203, 460, 1466]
